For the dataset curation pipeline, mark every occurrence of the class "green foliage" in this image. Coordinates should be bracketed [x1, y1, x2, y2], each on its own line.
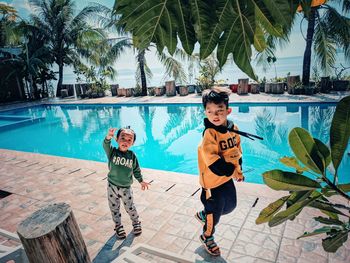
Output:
[330, 95, 350, 171]
[255, 196, 289, 224]
[114, 0, 299, 80]
[195, 54, 220, 89]
[256, 95, 350, 253]
[263, 170, 321, 191]
[279, 157, 309, 174]
[74, 64, 109, 93]
[288, 127, 325, 174]
[29, 0, 110, 91]
[133, 84, 143, 96]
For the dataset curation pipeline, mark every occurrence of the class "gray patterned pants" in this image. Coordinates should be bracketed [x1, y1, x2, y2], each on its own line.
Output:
[107, 183, 139, 226]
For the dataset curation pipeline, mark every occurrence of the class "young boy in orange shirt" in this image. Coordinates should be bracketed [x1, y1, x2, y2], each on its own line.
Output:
[196, 86, 244, 256]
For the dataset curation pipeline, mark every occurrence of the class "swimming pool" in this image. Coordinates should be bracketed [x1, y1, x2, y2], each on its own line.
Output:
[0, 103, 348, 184]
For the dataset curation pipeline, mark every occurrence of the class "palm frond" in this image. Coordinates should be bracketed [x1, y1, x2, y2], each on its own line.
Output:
[135, 54, 153, 85]
[158, 52, 187, 84]
[73, 3, 112, 29]
[323, 5, 350, 63]
[313, 20, 336, 75]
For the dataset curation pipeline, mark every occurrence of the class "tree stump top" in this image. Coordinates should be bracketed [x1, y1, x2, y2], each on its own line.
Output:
[17, 203, 71, 239]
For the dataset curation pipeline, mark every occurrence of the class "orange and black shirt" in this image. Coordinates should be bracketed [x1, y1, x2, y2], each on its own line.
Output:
[198, 118, 242, 191]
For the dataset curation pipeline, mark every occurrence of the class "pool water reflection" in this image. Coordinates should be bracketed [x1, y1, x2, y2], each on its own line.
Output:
[0, 103, 348, 184]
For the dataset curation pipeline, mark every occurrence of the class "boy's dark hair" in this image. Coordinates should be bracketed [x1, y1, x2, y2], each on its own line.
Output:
[202, 86, 231, 109]
[116, 126, 136, 142]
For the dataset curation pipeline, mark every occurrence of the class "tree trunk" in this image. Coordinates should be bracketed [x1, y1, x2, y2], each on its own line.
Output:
[15, 76, 24, 99]
[17, 203, 91, 263]
[57, 61, 64, 97]
[138, 49, 147, 96]
[302, 8, 317, 86]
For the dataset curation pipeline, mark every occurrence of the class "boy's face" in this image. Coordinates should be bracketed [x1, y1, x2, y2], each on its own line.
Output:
[205, 102, 232, 126]
[116, 131, 135, 152]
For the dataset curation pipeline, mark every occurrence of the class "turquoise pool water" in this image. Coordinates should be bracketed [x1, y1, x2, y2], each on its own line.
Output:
[0, 103, 348, 184]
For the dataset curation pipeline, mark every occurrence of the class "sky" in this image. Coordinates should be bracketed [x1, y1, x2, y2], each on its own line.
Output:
[4, 0, 308, 60]
[2, 0, 349, 87]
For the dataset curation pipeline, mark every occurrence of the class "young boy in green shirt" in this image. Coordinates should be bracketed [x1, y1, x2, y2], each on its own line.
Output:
[103, 127, 150, 239]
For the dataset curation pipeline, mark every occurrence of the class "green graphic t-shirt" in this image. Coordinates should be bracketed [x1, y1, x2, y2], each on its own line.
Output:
[103, 138, 143, 187]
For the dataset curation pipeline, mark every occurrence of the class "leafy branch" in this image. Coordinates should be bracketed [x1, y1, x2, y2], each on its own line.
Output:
[256, 95, 350, 253]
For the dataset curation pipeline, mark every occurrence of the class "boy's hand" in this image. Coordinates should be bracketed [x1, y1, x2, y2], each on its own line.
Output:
[106, 128, 117, 140]
[140, 181, 150, 190]
[232, 166, 245, 182]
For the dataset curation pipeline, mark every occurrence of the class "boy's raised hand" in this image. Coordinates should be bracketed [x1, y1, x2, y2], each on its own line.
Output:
[106, 128, 117, 140]
[140, 181, 150, 190]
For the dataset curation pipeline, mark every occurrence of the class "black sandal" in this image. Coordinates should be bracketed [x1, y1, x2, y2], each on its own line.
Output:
[200, 234, 221, 256]
[132, 221, 142, 236]
[114, 225, 126, 239]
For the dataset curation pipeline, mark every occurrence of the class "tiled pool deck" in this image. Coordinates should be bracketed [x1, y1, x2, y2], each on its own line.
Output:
[1, 92, 350, 262]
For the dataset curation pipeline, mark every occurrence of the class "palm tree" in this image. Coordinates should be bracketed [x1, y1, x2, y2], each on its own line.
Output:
[136, 48, 148, 95]
[29, 0, 108, 92]
[0, 4, 28, 100]
[300, 0, 350, 85]
[0, 3, 19, 46]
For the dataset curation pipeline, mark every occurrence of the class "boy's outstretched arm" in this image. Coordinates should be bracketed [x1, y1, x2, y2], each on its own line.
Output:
[103, 128, 117, 157]
[132, 153, 150, 190]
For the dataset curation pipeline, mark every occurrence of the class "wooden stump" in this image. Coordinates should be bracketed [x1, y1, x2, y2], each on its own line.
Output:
[187, 85, 195, 93]
[272, 82, 284, 94]
[110, 84, 119, 96]
[250, 83, 260, 94]
[265, 83, 273, 93]
[179, 86, 188, 96]
[17, 203, 91, 263]
[154, 86, 165, 96]
[165, 81, 176, 96]
[237, 78, 248, 95]
[117, 88, 125, 96]
[125, 88, 133, 97]
[60, 89, 68, 98]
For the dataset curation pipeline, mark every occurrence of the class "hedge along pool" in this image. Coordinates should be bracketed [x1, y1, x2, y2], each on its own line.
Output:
[0, 103, 348, 184]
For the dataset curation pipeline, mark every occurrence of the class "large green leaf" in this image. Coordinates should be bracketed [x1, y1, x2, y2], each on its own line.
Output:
[289, 127, 325, 174]
[330, 96, 350, 171]
[256, 196, 289, 224]
[115, 0, 297, 80]
[254, 4, 283, 37]
[298, 226, 342, 239]
[217, 0, 256, 79]
[268, 191, 322, 227]
[322, 231, 349, 253]
[314, 138, 331, 168]
[286, 191, 312, 220]
[168, 0, 195, 54]
[253, 24, 266, 52]
[308, 200, 347, 217]
[191, 0, 221, 58]
[279, 156, 309, 173]
[322, 184, 350, 197]
[314, 216, 343, 225]
[116, 0, 179, 54]
[263, 170, 321, 191]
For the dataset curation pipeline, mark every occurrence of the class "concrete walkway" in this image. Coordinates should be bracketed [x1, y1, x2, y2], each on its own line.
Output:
[0, 149, 349, 263]
[0, 92, 350, 262]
